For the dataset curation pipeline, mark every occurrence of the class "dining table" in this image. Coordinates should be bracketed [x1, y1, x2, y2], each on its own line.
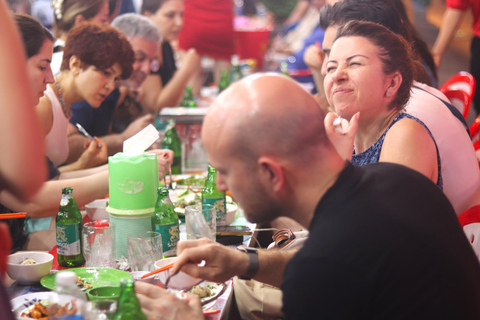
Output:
[7, 206, 253, 320]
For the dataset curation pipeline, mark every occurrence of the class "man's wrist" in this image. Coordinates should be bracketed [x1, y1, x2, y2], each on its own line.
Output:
[236, 247, 259, 280]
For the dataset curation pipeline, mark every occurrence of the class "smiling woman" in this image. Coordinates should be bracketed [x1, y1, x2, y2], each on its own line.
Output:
[36, 22, 134, 170]
[324, 20, 441, 189]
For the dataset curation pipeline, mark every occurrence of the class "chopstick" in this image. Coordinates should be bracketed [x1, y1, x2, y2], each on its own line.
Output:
[0, 212, 27, 219]
[140, 263, 174, 279]
[203, 309, 220, 316]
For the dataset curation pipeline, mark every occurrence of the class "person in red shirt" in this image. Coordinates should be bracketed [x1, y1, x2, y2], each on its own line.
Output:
[432, 0, 480, 113]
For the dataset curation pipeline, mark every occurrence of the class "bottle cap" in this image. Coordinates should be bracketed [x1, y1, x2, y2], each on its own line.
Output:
[56, 271, 77, 286]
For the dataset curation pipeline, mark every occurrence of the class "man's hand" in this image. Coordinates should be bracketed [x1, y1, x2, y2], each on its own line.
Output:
[136, 282, 204, 320]
[173, 238, 249, 283]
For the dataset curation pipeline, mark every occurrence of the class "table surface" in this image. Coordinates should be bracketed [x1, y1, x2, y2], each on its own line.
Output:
[8, 209, 252, 320]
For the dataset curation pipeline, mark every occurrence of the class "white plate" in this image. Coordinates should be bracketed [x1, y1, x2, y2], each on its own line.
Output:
[11, 292, 81, 319]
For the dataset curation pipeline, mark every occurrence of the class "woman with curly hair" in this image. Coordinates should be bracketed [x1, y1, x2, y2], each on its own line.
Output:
[36, 22, 134, 171]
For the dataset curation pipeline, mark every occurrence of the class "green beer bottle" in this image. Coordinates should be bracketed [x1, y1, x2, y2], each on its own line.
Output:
[202, 165, 226, 226]
[56, 187, 84, 268]
[152, 187, 179, 257]
[218, 69, 230, 93]
[113, 279, 147, 320]
[180, 86, 196, 108]
[230, 55, 243, 83]
[161, 120, 182, 174]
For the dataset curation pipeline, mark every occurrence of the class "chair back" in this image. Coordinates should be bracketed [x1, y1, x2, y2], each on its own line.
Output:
[440, 71, 476, 99]
[458, 205, 480, 261]
[442, 89, 470, 120]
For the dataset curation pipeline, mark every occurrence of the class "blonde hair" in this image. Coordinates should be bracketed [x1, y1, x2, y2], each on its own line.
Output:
[52, 0, 107, 37]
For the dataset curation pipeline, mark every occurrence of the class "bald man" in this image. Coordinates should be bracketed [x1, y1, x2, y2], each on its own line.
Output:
[136, 74, 480, 320]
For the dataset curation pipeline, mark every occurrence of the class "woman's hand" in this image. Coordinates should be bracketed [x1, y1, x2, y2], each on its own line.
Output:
[324, 112, 359, 160]
[76, 137, 109, 169]
[148, 149, 174, 179]
[136, 282, 204, 320]
[303, 44, 324, 71]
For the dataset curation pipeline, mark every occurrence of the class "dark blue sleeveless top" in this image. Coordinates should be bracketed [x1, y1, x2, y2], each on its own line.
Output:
[352, 113, 443, 189]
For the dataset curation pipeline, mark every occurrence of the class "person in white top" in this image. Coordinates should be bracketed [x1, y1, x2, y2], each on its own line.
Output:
[36, 22, 135, 172]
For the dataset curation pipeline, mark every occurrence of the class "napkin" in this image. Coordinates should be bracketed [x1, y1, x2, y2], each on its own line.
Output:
[123, 124, 159, 156]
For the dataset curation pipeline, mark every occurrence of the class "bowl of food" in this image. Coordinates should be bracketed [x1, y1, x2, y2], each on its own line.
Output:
[226, 203, 238, 225]
[8, 251, 53, 284]
[155, 257, 203, 290]
[130, 271, 156, 283]
[87, 286, 121, 301]
[85, 198, 109, 221]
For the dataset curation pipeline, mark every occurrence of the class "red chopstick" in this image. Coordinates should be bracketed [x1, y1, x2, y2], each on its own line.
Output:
[0, 212, 27, 219]
[140, 263, 174, 279]
[203, 309, 220, 316]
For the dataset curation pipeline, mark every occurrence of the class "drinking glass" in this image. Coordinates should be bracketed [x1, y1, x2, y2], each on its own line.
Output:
[185, 204, 215, 241]
[127, 231, 162, 271]
[83, 299, 117, 320]
[83, 221, 116, 268]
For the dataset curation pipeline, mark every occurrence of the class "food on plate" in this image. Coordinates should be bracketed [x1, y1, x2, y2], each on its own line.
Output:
[20, 300, 78, 319]
[175, 175, 206, 187]
[20, 258, 37, 265]
[76, 276, 93, 290]
[191, 285, 212, 298]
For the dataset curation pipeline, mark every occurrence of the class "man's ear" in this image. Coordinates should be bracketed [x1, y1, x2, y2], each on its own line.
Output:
[74, 14, 86, 26]
[143, 11, 152, 17]
[69, 55, 82, 76]
[385, 71, 402, 97]
[258, 157, 285, 194]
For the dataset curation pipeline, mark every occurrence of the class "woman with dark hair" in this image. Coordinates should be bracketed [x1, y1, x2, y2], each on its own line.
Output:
[324, 20, 441, 188]
[37, 22, 134, 171]
[14, 14, 55, 103]
[141, 0, 201, 111]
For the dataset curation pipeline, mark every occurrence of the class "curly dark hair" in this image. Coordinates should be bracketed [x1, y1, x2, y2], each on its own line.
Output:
[61, 22, 134, 79]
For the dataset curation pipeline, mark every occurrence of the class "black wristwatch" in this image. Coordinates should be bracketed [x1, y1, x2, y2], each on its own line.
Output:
[236, 246, 259, 280]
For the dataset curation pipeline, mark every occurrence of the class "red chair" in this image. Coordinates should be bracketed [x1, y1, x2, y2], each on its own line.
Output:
[443, 89, 471, 120]
[440, 71, 476, 120]
[458, 205, 480, 262]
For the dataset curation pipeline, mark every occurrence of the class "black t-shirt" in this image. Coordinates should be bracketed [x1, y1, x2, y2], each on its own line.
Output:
[152, 42, 177, 86]
[282, 162, 480, 319]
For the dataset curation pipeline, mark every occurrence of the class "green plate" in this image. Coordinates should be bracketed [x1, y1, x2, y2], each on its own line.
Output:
[40, 267, 133, 290]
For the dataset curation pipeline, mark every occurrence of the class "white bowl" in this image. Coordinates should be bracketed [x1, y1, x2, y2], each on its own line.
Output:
[226, 203, 238, 225]
[8, 252, 53, 284]
[154, 257, 202, 290]
[85, 199, 109, 221]
[130, 271, 156, 283]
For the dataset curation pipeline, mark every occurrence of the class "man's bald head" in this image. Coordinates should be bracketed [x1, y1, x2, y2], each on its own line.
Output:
[203, 73, 332, 167]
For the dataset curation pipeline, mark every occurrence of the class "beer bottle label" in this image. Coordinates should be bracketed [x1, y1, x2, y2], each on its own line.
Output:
[56, 223, 81, 256]
[203, 198, 226, 226]
[154, 223, 179, 256]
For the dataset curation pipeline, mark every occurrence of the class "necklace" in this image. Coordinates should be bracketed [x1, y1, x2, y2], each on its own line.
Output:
[55, 81, 71, 119]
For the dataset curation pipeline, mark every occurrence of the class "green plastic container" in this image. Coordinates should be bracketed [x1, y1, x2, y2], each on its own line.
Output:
[108, 152, 159, 211]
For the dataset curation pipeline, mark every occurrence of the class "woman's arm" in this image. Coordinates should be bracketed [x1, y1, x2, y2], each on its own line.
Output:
[140, 49, 201, 113]
[380, 118, 438, 184]
[431, 8, 466, 66]
[0, 171, 109, 219]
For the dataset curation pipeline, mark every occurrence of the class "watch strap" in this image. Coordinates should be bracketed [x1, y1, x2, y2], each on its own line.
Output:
[237, 247, 259, 280]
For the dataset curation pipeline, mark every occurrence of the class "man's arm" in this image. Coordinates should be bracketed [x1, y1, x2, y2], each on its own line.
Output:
[174, 238, 296, 288]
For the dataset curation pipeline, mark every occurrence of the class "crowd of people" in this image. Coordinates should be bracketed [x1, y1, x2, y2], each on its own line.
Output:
[2, 0, 480, 319]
